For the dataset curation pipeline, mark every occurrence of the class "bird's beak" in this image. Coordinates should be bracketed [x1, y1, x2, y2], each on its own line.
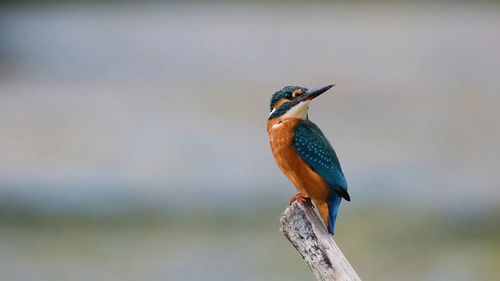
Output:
[297, 84, 335, 102]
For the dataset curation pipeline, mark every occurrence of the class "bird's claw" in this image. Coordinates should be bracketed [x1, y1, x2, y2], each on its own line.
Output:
[289, 193, 313, 207]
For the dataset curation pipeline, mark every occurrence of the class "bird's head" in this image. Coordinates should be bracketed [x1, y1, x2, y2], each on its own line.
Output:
[268, 84, 334, 120]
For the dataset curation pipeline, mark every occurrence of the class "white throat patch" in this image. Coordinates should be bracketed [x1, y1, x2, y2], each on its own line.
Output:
[283, 100, 310, 120]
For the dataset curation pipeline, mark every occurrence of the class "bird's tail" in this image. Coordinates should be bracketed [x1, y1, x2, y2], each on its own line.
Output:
[327, 193, 342, 235]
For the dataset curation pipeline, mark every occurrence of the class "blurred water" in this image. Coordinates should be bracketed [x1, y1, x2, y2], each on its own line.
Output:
[1, 2, 499, 211]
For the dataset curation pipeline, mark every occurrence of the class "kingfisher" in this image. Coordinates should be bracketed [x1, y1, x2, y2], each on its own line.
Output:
[267, 84, 350, 235]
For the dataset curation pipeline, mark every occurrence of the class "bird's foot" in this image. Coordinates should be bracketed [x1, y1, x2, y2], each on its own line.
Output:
[289, 193, 313, 207]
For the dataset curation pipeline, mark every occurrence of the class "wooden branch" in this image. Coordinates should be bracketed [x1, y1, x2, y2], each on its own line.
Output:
[279, 201, 362, 281]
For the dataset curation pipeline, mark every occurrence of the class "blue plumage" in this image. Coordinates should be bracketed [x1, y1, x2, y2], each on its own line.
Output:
[293, 119, 350, 234]
[327, 193, 342, 235]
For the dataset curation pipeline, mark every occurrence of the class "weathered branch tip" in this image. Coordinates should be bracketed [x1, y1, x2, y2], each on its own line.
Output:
[279, 201, 362, 281]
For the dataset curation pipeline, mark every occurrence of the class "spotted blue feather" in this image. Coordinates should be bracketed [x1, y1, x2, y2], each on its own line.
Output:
[293, 120, 350, 200]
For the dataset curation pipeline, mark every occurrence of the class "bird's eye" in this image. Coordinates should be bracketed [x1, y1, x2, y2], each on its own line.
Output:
[284, 92, 292, 99]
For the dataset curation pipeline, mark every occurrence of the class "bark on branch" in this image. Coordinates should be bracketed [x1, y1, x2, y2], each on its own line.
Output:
[279, 201, 362, 281]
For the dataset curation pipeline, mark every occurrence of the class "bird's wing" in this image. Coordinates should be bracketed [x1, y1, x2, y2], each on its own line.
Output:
[293, 120, 350, 201]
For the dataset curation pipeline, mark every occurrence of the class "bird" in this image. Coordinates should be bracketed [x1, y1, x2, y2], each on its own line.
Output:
[267, 84, 350, 235]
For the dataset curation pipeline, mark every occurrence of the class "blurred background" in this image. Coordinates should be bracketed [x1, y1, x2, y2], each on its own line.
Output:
[0, 1, 499, 280]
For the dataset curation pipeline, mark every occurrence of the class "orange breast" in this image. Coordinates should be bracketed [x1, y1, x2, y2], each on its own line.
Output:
[267, 118, 331, 204]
